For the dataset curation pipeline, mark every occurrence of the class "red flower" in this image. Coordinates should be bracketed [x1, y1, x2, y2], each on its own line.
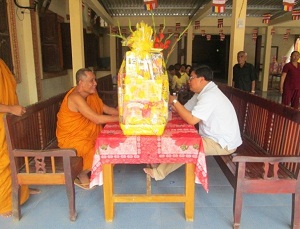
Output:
[153, 33, 170, 51]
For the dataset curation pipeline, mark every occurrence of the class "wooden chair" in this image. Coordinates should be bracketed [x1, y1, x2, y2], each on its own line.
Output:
[3, 93, 83, 221]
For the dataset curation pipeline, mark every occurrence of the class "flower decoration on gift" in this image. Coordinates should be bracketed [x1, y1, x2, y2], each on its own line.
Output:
[110, 17, 191, 64]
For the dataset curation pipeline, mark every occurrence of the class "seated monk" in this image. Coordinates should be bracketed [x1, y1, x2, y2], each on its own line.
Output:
[56, 68, 119, 190]
[0, 59, 40, 218]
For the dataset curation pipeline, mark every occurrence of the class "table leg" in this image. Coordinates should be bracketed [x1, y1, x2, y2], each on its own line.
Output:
[103, 164, 114, 222]
[185, 163, 195, 221]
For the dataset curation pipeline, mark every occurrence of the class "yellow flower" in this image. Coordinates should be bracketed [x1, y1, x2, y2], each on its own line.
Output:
[127, 22, 153, 58]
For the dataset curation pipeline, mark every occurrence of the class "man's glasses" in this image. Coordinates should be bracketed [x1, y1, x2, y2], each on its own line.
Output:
[189, 76, 197, 81]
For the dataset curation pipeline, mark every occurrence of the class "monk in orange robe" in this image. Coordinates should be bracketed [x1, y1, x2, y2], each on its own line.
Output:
[0, 59, 29, 217]
[56, 68, 119, 189]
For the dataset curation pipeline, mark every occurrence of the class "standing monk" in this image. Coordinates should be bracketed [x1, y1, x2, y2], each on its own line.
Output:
[0, 59, 29, 217]
[56, 68, 119, 189]
[280, 51, 300, 109]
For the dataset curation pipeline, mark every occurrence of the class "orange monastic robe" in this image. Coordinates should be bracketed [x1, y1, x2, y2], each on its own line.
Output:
[0, 59, 29, 214]
[56, 88, 103, 170]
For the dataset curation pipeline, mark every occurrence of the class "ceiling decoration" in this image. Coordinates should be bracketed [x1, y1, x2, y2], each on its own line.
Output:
[97, 0, 300, 20]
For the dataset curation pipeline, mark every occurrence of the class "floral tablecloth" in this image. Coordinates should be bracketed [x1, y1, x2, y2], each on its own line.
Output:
[90, 113, 208, 192]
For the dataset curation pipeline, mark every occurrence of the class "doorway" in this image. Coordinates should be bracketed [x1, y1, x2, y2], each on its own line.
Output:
[192, 35, 230, 82]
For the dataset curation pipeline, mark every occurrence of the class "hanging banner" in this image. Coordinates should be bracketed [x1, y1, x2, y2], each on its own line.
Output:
[292, 10, 300, 20]
[262, 13, 272, 24]
[282, 0, 294, 11]
[175, 22, 180, 31]
[271, 28, 275, 35]
[194, 20, 200, 30]
[217, 18, 223, 28]
[144, 0, 158, 10]
[121, 28, 127, 35]
[212, 0, 226, 13]
[252, 29, 258, 42]
[220, 33, 225, 41]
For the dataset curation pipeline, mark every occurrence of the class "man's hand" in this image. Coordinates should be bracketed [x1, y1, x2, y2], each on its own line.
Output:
[168, 95, 177, 105]
[10, 105, 26, 116]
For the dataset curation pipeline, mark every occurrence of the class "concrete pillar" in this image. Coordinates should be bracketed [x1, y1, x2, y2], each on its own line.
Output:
[228, 0, 247, 85]
[69, 0, 85, 86]
[262, 26, 273, 91]
[186, 26, 193, 65]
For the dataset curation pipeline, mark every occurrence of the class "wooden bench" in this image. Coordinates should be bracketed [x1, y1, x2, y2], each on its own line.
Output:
[3, 92, 83, 221]
[215, 84, 300, 229]
[96, 74, 118, 107]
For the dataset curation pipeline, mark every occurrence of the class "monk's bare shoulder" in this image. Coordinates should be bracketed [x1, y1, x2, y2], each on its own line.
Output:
[67, 91, 84, 112]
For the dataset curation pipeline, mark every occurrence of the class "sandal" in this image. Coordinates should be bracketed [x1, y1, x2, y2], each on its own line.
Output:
[74, 178, 94, 190]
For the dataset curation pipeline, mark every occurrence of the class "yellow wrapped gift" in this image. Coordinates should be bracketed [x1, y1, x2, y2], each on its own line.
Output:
[118, 50, 169, 136]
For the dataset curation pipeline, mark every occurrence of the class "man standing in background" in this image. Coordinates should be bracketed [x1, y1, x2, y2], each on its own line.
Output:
[233, 51, 256, 93]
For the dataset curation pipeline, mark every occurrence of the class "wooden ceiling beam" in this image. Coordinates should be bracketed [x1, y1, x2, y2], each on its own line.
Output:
[189, 1, 212, 22]
[84, 0, 115, 26]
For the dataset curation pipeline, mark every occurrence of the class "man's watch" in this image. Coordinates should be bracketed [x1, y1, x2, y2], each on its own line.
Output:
[172, 99, 178, 105]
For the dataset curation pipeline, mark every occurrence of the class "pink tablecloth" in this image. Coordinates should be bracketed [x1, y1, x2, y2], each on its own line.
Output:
[90, 114, 208, 192]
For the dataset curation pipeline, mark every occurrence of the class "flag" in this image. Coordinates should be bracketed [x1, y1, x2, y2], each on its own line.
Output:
[262, 13, 272, 24]
[252, 29, 258, 42]
[159, 24, 164, 30]
[292, 10, 300, 20]
[194, 21, 200, 30]
[212, 0, 226, 13]
[144, 0, 158, 11]
[282, 0, 294, 11]
[220, 33, 225, 41]
[271, 28, 275, 35]
[121, 28, 127, 35]
[218, 18, 223, 28]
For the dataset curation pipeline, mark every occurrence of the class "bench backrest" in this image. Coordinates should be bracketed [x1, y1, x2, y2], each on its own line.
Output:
[96, 74, 113, 91]
[218, 84, 300, 175]
[4, 92, 66, 152]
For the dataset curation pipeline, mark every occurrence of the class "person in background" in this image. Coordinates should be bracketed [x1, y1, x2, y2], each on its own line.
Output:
[279, 51, 300, 109]
[233, 51, 256, 93]
[144, 65, 242, 180]
[185, 64, 192, 76]
[56, 68, 119, 190]
[0, 59, 40, 218]
[171, 63, 189, 94]
[167, 65, 175, 88]
[269, 56, 279, 74]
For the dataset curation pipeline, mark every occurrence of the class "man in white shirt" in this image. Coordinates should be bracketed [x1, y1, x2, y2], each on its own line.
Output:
[144, 65, 242, 180]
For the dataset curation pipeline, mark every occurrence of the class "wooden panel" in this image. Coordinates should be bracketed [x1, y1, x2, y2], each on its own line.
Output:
[40, 13, 63, 72]
[0, 0, 13, 71]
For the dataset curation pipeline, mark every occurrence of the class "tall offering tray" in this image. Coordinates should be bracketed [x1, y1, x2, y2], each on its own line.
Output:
[117, 22, 169, 135]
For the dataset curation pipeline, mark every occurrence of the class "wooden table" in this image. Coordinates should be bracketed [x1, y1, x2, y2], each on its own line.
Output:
[90, 114, 208, 222]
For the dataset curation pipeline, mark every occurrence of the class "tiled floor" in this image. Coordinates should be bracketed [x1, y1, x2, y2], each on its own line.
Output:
[0, 157, 293, 229]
